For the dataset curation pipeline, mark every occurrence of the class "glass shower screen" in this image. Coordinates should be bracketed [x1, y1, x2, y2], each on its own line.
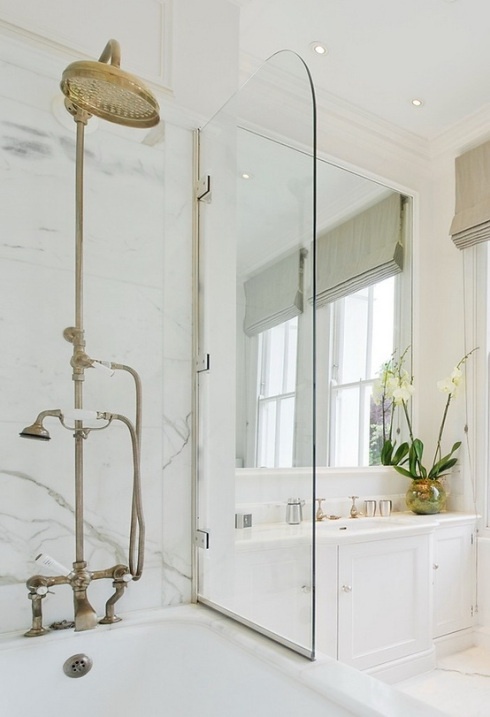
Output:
[195, 50, 317, 658]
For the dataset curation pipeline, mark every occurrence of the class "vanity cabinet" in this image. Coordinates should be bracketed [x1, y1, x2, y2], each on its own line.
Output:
[316, 533, 432, 670]
[234, 512, 476, 674]
[315, 514, 477, 674]
[432, 520, 475, 638]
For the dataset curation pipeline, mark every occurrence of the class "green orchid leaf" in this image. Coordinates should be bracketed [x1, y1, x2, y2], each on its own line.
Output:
[408, 439, 424, 476]
[428, 441, 461, 478]
[429, 457, 458, 478]
[393, 465, 416, 478]
[381, 440, 394, 465]
[392, 442, 409, 464]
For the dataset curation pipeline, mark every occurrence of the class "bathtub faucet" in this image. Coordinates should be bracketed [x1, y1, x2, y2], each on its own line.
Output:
[24, 563, 132, 636]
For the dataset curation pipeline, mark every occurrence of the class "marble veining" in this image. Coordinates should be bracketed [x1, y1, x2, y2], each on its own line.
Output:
[398, 646, 490, 717]
[0, 48, 194, 631]
[163, 412, 191, 470]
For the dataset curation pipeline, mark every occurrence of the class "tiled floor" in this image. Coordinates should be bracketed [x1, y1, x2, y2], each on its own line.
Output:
[397, 646, 490, 717]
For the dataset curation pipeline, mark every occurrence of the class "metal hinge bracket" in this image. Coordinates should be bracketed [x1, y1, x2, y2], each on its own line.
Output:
[194, 530, 210, 549]
[471, 533, 474, 545]
[196, 175, 212, 203]
[196, 353, 210, 373]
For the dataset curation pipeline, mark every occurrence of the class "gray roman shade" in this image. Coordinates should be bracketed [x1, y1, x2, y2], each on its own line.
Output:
[243, 249, 307, 336]
[315, 193, 403, 307]
[450, 139, 490, 249]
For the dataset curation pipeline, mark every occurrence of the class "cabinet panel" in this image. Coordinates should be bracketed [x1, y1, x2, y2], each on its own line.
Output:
[337, 535, 432, 670]
[433, 524, 475, 638]
[234, 544, 313, 647]
[315, 545, 338, 658]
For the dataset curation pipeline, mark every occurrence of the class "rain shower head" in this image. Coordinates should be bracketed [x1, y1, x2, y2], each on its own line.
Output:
[60, 39, 160, 128]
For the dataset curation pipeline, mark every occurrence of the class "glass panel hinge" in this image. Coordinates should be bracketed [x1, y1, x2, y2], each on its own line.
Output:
[196, 353, 210, 373]
[194, 530, 209, 549]
[196, 175, 212, 203]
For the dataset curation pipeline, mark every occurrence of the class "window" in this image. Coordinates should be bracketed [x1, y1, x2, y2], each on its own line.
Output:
[328, 276, 396, 466]
[256, 317, 298, 467]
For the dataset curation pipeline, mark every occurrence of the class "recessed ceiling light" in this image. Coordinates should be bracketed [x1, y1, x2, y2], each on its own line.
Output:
[310, 42, 328, 56]
[411, 98, 424, 107]
[241, 172, 252, 180]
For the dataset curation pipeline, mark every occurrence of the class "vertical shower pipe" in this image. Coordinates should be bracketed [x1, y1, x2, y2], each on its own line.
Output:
[73, 110, 88, 567]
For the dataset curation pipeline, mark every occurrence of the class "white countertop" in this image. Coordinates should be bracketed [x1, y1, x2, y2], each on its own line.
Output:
[235, 511, 478, 548]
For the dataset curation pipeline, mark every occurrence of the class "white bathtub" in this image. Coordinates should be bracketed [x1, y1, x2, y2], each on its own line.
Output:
[0, 604, 445, 717]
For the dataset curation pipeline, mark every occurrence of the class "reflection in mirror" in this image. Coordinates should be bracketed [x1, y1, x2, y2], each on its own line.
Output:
[236, 134, 412, 469]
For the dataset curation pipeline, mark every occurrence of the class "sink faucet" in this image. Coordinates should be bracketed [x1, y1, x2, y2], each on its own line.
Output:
[316, 498, 327, 521]
[349, 495, 362, 518]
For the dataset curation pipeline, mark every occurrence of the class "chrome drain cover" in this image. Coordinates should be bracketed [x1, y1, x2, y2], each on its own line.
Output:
[63, 653, 93, 678]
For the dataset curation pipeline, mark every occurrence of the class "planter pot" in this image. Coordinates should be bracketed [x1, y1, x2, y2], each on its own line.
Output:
[405, 478, 446, 515]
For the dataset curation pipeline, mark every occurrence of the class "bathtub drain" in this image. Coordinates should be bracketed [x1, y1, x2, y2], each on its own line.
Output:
[63, 654, 93, 678]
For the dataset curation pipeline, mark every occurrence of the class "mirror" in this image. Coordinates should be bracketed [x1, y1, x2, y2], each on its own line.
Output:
[196, 47, 412, 661]
[236, 133, 411, 469]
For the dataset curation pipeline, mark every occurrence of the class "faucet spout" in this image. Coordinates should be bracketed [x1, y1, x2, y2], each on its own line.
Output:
[73, 590, 98, 631]
[71, 561, 97, 631]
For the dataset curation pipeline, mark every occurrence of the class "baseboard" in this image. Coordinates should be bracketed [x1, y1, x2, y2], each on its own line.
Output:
[366, 647, 436, 684]
[474, 625, 490, 650]
[434, 628, 475, 658]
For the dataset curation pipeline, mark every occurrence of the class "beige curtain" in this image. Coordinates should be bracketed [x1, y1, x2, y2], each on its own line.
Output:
[315, 193, 403, 307]
[243, 249, 306, 336]
[450, 139, 490, 249]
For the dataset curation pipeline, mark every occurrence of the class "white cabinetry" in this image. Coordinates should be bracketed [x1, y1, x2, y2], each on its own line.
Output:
[433, 520, 475, 638]
[314, 513, 477, 678]
[337, 534, 432, 671]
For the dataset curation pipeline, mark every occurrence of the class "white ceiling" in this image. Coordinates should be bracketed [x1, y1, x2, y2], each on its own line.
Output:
[239, 0, 490, 141]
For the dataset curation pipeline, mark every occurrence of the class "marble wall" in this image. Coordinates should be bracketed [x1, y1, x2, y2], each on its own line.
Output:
[0, 45, 194, 633]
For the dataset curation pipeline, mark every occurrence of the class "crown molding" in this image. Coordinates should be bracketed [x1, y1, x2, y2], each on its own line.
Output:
[0, 2, 173, 92]
[430, 103, 490, 159]
[238, 50, 432, 181]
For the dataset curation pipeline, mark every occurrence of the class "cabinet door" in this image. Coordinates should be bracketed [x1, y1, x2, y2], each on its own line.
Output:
[234, 543, 313, 647]
[433, 524, 475, 638]
[314, 544, 338, 658]
[338, 535, 432, 671]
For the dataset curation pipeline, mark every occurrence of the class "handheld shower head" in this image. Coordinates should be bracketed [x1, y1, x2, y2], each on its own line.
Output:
[60, 39, 160, 128]
[19, 410, 63, 441]
[19, 422, 51, 441]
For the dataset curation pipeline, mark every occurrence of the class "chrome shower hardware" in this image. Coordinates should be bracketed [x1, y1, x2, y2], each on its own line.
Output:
[21, 40, 158, 637]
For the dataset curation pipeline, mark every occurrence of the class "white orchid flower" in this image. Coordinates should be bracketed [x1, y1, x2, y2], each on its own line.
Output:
[437, 365, 463, 395]
[393, 383, 414, 405]
[437, 376, 456, 395]
[450, 366, 463, 385]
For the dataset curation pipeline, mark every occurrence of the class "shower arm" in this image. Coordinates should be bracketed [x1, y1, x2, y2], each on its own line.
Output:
[98, 39, 121, 67]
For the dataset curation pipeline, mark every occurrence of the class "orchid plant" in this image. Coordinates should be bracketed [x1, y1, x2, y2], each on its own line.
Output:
[372, 348, 476, 481]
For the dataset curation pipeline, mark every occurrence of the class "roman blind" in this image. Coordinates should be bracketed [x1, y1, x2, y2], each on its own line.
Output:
[243, 249, 306, 336]
[315, 193, 403, 307]
[450, 139, 490, 249]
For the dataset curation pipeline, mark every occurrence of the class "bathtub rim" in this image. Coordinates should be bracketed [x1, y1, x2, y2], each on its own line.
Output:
[0, 602, 445, 717]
